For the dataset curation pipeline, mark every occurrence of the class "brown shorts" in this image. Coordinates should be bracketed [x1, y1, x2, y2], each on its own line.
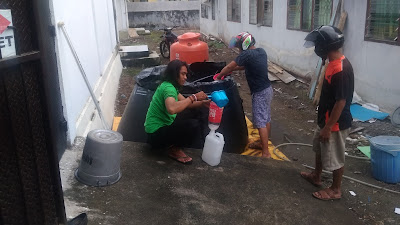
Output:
[312, 126, 350, 171]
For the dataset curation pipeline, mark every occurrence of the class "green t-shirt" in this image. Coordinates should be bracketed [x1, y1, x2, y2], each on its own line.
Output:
[144, 81, 179, 133]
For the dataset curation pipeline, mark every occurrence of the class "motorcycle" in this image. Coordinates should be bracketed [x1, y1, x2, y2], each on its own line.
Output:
[159, 26, 178, 59]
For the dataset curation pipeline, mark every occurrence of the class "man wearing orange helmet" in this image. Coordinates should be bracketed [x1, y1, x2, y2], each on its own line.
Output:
[215, 32, 273, 158]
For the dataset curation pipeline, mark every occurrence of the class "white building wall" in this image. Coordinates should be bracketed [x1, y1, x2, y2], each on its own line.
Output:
[127, 1, 200, 29]
[92, 0, 116, 73]
[199, 1, 218, 37]
[201, 0, 324, 78]
[128, 1, 200, 11]
[115, 0, 129, 32]
[342, 0, 400, 113]
[201, 0, 399, 113]
[52, 0, 122, 145]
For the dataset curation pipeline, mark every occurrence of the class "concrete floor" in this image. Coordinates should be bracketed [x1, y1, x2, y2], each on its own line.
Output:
[84, 29, 400, 224]
[60, 138, 374, 225]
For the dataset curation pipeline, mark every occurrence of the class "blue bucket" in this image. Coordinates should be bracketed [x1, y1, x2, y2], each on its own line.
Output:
[369, 136, 400, 184]
[208, 90, 229, 108]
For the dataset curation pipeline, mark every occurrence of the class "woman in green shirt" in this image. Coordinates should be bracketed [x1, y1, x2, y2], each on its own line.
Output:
[145, 60, 209, 164]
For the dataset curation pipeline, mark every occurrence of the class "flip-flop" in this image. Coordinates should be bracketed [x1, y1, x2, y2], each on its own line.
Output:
[168, 155, 193, 164]
[300, 172, 322, 187]
[312, 188, 341, 201]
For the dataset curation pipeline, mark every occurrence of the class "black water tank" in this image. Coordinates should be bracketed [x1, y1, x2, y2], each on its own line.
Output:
[117, 66, 165, 143]
[118, 62, 248, 154]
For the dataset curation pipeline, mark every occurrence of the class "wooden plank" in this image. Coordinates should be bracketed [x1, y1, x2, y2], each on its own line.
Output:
[312, 64, 327, 105]
[309, 60, 323, 99]
[349, 126, 365, 135]
[337, 11, 348, 32]
[268, 72, 280, 82]
[272, 65, 284, 73]
[308, 71, 318, 93]
[296, 76, 309, 85]
[274, 71, 296, 84]
[268, 66, 279, 74]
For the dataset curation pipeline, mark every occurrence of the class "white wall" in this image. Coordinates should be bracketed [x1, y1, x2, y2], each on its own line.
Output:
[342, 0, 400, 113]
[201, 0, 325, 77]
[201, 0, 399, 113]
[128, 1, 200, 12]
[127, 1, 200, 29]
[115, 0, 129, 31]
[199, 1, 218, 37]
[52, 0, 122, 145]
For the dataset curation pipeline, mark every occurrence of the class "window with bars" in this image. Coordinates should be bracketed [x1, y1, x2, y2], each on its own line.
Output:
[263, 0, 273, 26]
[365, 0, 400, 44]
[201, 4, 209, 19]
[250, 0, 257, 24]
[313, 0, 332, 29]
[287, 0, 332, 31]
[249, 0, 273, 26]
[211, 0, 216, 20]
[227, 0, 241, 22]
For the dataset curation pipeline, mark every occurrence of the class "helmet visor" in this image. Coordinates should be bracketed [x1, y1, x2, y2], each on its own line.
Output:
[228, 37, 238, 49]
[304, 28, 326, 48]
[303, 40, 315, 48]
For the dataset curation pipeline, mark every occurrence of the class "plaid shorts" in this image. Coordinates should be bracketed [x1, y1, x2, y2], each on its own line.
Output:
[252, 86, 273, 128]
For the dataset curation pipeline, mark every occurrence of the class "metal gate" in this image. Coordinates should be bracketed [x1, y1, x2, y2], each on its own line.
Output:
[0, 0, 67, 224]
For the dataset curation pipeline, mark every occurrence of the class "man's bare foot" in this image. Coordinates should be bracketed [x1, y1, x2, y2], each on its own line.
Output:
[261, 151, 271, 158]
[248, 140, 262, 150]
[300, 171, 322, 187]
[167, 147, 192, 164]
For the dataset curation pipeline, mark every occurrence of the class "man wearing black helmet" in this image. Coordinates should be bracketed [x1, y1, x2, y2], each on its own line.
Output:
[301, 26, 354, 200]
[215, 32, 273, 158]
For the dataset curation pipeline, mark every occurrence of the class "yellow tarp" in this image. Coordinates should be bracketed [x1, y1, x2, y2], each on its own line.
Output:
[112, 115, 288, 161]
[241, 116, 289, 161]
[112, 117, 121, 131]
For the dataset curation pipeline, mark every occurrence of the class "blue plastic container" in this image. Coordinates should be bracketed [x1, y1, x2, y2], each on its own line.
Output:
[208, 90, 229, 108]
[369, 136, 400, 184]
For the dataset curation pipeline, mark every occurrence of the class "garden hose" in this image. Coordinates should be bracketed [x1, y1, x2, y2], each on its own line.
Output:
[272, 142, 400, 195]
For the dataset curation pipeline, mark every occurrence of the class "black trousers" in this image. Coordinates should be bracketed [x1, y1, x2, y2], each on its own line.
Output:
[147, 117, 203, 150]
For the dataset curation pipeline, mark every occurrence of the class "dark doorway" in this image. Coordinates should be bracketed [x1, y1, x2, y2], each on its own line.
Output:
[0, 0, 67, 224]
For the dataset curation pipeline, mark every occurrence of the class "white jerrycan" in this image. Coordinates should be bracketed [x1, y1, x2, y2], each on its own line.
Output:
[202, 131, 225, 166]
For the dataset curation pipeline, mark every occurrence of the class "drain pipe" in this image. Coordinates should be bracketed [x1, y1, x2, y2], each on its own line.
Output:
[57, 22, 109, 130]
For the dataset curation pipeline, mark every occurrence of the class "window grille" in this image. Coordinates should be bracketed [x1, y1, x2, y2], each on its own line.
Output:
[366, 0, 400, 44]
[249, 0, 257, 24]
[263, 0, 273, 26]
[288, 0, 332, 31]
[211, 0, 216, 20]
[249, 0, 273, 26]
[228, 0, 241, 22]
